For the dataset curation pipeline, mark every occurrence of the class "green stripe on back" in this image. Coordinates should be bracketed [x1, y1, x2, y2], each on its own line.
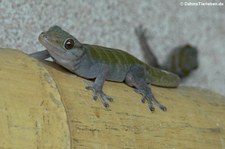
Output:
[83, 44, 142, 65]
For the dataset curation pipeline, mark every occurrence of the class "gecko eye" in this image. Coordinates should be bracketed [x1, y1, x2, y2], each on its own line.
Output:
[64, 39, 74, 50]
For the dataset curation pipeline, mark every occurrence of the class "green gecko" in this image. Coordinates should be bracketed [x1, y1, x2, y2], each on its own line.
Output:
[30, 26, 180, 112]
[135, 26, 198, 78]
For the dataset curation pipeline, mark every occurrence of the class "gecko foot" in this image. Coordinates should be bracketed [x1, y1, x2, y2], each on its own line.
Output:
[142, 95, 167, 112]
[135, 89, 167, 112]
[148, 95, 167, 112]
[83, 80, 113, 108]
[135, 25, 149, 39]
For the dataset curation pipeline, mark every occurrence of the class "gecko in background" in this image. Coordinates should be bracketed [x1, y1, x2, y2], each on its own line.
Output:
[30, 26, 180, 112]
[135, 25, 198, 78]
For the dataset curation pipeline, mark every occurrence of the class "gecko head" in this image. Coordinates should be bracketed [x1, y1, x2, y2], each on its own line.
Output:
[38, 26, 85, 71]
[39, 25, 84, 58]
[39, 25, 82, 50]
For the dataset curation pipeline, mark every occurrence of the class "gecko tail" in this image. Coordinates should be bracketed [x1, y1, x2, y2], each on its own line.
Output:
[147, 66, 180, 88]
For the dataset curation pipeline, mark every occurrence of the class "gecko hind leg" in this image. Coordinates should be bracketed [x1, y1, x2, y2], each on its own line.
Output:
[84, 80, 113, 108]
[125, 65, 167, 112]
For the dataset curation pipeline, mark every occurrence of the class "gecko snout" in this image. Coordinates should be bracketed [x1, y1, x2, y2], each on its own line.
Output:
[39, 32, 48, 40]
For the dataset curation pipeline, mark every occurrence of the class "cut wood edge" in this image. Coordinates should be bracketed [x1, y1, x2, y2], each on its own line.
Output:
[0, 48, 71, 149]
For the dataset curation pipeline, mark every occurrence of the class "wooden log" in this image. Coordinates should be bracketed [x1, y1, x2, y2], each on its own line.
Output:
[1, 48, 225, 149]
[0, 49, 70, 149]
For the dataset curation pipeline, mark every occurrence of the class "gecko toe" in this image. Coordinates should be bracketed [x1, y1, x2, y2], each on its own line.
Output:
[84, 83, 94, 91]
[99, 96, 110, 108]
[103, 102, 110, 108]
[99, 93, 112, 108]
[147, 100, 155, 112]
[149, 104, 155, 112]
[93, 94, 98, 101]
[109, 97, 113, 102]
[141, 97, 146, 103]
[159, 105, 167, 111]
[85, 86, 92, 90]
[104, 95, 113, 102]
[83, 80, 93, 86]
[134, 89, 141, 94]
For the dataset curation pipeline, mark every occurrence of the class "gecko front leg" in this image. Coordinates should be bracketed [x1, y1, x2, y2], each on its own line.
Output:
[125, 65, 167, 112]
[84, 67, 113, 108]
[29, 50, 51, 60]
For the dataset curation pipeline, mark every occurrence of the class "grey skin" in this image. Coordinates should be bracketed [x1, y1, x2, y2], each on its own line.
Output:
[31, 26, 180, 112]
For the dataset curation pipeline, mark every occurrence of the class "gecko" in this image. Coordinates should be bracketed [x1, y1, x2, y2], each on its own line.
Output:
[30, 26, 180, 112]
[135, 25, 198, 78]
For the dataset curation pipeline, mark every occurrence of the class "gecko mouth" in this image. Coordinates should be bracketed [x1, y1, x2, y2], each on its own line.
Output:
[38, 32, 66, 58]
